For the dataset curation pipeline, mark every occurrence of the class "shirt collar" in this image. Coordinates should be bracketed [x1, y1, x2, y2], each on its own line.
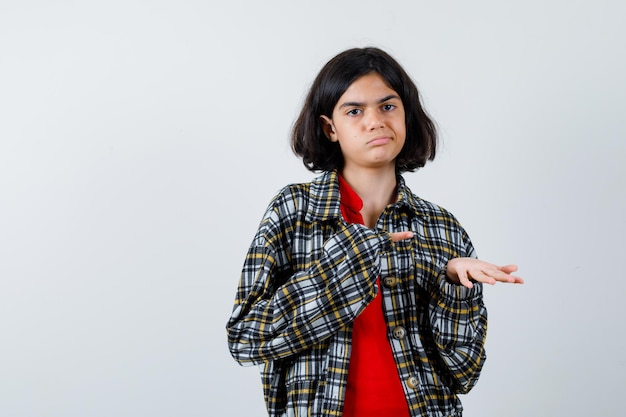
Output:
[393, 175, 425, 215]
[306, 170, 430, 222]
[306, 170, 343, 222]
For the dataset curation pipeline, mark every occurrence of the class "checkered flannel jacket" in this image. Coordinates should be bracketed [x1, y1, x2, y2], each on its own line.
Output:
[226, 170, 487, 417]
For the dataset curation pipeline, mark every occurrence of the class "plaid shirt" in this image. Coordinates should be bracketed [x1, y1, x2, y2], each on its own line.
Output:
[227, 170, 487, 417]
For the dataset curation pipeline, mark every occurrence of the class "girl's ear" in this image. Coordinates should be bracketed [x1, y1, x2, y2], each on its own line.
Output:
[320, 115, 338, 142]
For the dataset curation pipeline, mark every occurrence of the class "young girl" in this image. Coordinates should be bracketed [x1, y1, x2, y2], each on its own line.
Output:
[226, 47, 523, 417]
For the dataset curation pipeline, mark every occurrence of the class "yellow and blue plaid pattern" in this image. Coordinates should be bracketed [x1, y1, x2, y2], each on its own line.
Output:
[227, 170, 487, 417]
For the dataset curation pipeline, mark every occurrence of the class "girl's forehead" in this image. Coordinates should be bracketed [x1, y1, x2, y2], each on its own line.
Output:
[339, 73, 399, 100]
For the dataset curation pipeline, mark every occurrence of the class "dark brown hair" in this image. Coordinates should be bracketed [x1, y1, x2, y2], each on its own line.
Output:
[291, 47, 438, 173]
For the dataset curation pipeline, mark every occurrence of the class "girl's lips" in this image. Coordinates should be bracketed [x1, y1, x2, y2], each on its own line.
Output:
[367, 136, 392, 146]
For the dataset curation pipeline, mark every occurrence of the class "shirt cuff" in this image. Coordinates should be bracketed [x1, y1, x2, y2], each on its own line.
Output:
[438, 272, 483, 302]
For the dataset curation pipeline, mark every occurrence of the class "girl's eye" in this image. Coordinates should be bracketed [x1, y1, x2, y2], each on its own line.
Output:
[347, 109, 361, 116]
[382, 104, 396, 111]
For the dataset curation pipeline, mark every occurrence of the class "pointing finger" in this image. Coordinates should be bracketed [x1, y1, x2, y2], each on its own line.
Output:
[390, 231, 414, 242]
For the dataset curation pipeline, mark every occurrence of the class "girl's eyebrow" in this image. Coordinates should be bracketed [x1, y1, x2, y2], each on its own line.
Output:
[338, 94, 400, 109]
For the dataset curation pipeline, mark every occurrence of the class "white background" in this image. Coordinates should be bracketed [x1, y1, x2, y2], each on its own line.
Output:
[1, 1, 625, 416]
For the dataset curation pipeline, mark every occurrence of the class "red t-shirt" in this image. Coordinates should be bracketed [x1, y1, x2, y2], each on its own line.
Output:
[339, 175, 410, 417]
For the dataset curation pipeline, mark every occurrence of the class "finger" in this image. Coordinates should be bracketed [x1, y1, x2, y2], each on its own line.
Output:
[508, 275, 524, 284]
[499, 264, 518, 274]
[471, 270, 496, 285]
[498, 265, 524, 284]
[489, 269, 516, 283]
[487, 269, 524, 284]
[456, 269, 474, 289]
[390, 231, 414, 242]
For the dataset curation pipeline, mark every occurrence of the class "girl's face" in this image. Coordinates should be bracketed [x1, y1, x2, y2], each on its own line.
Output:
[321, 72, 406, 172]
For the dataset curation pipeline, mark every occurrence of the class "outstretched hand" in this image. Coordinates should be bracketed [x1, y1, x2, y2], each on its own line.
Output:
[445, 258, 524, 289]
[387, 233, 523, 289]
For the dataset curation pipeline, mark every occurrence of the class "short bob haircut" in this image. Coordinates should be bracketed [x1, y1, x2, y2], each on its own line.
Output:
[291, 47, 437, 173]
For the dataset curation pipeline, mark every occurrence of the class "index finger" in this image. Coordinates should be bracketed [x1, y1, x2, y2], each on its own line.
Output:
[390, 231, 414, 242]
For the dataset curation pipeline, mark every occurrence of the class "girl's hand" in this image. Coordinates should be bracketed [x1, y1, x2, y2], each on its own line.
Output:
[445, 258, 524, 289]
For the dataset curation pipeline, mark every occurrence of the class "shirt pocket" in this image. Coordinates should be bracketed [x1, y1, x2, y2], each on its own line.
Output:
[283, 379, 326, 417]
[283, 342, 330, 417]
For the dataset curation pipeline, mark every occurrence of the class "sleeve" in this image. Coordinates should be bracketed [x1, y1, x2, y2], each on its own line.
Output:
[427, 226, 488, 394]
[226, 192, 391, 366]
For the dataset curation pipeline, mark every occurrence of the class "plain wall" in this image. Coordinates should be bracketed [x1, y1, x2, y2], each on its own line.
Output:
[1, 1, 625, 416]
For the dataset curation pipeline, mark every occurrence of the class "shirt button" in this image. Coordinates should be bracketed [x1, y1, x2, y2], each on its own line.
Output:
[407, 376, 419, 389]
[392, 326, 406, 339]
[383, 276, 398, 288]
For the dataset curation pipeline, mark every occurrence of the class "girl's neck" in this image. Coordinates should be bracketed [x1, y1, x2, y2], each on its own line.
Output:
[340, 164, 398, 228]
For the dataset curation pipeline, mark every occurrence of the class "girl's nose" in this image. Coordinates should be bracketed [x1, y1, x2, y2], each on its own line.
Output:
[365, 110, 384, 130]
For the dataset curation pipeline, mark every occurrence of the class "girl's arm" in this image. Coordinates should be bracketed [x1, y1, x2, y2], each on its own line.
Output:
[427, 274, 488, 394]
[429, 258, 522, 393]
[226, 202, 392, 366]
[424, 224, 522, 394]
